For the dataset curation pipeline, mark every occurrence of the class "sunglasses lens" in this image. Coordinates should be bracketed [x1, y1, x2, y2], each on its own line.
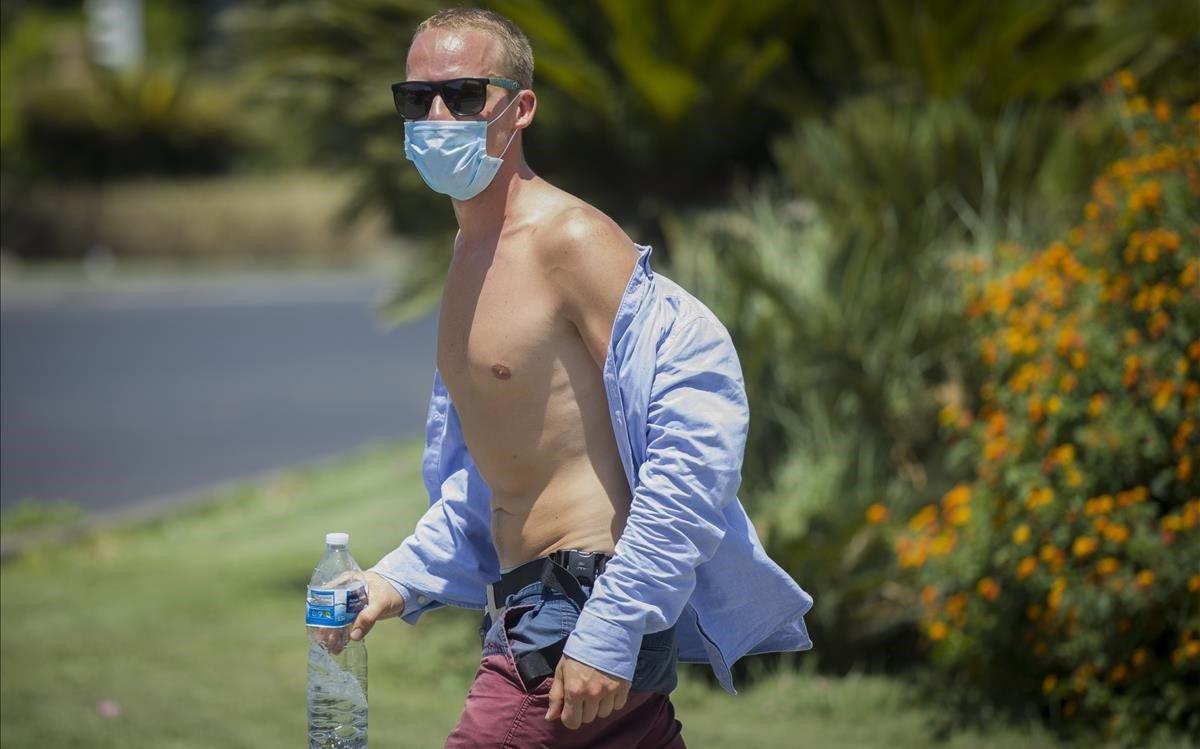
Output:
[443, 79, 488, 116]
[395, 84, 433, 119]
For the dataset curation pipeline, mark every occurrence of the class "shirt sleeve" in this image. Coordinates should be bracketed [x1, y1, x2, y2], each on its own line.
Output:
[367, 373, 498, 625]
[561, 314, 749, 681]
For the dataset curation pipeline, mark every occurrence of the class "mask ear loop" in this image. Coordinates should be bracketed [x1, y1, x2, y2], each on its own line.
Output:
[488, 92, 523, 160]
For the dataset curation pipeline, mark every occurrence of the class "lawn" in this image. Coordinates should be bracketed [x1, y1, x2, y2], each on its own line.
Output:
[0, 438, 1162, 748]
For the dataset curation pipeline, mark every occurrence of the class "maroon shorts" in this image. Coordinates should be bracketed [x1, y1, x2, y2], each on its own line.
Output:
[445, 587, 686, 748]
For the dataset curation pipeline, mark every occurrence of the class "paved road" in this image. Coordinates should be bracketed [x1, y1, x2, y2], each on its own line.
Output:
[1, 274, 438, 517]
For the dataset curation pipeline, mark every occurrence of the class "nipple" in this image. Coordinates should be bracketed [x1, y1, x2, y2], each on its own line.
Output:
[491, 364, 512, 380]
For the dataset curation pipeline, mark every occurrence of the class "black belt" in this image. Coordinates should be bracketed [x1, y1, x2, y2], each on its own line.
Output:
[484, 549, 612, 690]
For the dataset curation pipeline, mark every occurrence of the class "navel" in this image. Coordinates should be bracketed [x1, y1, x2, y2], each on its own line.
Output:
[491, 363, 512, 380]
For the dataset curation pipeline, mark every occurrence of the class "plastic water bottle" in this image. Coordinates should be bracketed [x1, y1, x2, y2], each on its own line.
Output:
[306, 532, 368, 748]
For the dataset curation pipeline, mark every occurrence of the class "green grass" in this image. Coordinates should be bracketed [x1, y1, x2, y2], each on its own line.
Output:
[0, 439, 1165, 748]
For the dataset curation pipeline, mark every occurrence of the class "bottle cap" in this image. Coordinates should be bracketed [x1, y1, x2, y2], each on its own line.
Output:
[325, 532, 349, 546]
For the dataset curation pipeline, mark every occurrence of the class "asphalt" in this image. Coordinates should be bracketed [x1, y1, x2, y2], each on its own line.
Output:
[1, 272, 439, 519]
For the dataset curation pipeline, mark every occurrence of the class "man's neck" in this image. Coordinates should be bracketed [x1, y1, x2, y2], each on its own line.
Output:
[452, 154, 537, 247]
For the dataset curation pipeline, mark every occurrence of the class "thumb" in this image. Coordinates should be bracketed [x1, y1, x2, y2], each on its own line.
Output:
[350, 604, 379, 641]
[545, 657, 565, 721]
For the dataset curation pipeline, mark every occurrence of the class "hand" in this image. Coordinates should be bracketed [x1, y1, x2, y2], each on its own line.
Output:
[348, 571, 406, 643]
[545, 655, 632, 729]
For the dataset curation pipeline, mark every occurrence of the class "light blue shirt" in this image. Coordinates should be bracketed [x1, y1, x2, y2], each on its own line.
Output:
[370, 243, 814, 693]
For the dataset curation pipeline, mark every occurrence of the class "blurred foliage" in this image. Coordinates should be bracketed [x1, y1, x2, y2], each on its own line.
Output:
[225, 0, 1199, 324]
[663, 93, 1118, 673]
[0, 1, 245, 183]
[891, 85, 1199, 743]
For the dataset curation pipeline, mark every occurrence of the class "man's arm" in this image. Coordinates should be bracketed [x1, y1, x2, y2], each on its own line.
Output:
[351, 369, 500, 641]
[539, 210, 748, 728]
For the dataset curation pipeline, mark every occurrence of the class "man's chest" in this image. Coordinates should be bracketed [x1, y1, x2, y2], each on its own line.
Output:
[436, 242, 575, 402]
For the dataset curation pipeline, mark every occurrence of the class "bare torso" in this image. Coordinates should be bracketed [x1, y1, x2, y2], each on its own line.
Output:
[436, 184, 636, 570]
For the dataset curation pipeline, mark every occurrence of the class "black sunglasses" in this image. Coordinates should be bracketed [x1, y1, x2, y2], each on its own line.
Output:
[391, 76, 521, 120]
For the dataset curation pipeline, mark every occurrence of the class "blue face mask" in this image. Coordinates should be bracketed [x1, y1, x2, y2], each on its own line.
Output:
[403, 94, 521, 201]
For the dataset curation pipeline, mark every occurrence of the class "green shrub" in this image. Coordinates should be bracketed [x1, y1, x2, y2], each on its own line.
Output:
[892, 76, 1200, 743]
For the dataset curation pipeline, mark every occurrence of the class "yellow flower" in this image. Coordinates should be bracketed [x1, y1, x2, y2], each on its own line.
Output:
[1088, 394, 1107, 418]
[942, 484, 972, 508]
[1046, 395, 1063, 415]
[929, 531, 957, 557]
[1012, 524, 1031, 544]
[1065, 467, 1083, 488]
[1116, 69, 1136, 92]
[1017, 556, 1037, 580]
[1136, 570, 1155, 588]
[1189, 574, 1200, 593]
[1132, 648, 1148, 667]
[928, 621, 948, 641]
[1070, 351, 1088, 369]
[1042, 674, 1058, 694]
[1096, 557, 1120, 576]
[1053, 444, 1076, 465]
[947, 506, 971, 527]
[1103, 523, 1130, 543]
[1073, 536, 1099, 558]
[866, 503, 890, 524]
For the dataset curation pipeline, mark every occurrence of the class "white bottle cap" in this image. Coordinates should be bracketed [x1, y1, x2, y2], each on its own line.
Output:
[326, 532, 349, 546]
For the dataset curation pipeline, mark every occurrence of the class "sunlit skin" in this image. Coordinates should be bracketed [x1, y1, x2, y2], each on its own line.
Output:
[341, 26, 641, 730]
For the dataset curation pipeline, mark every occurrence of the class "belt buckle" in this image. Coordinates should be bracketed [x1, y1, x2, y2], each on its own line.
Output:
[565, 550, 598, 586]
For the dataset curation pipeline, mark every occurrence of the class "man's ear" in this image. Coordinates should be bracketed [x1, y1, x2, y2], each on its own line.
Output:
[515, 89, 537, 129]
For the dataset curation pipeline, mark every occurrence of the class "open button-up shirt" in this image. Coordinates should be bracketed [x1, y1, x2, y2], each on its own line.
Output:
[370, 243, 814, 693]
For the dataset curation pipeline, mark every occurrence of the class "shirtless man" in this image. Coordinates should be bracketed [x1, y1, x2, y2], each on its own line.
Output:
[344, 8, 814, 746]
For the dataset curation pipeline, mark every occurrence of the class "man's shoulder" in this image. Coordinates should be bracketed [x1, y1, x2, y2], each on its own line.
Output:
[532, 198, 631, 260]
[530, 198, 637, 299]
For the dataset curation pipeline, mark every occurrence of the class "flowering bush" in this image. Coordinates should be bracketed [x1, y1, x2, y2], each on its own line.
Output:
[886, 75, 1199, 742]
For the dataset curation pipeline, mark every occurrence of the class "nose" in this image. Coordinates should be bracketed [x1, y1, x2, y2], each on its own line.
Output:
[426, 94, 455, 121]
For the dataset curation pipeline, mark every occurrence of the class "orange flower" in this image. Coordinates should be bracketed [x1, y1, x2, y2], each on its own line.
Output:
[1108, 664, 1128, 683]
[1073, 536, 1099, 558]
[1136, 570, 1155, 588]
[1095, 557, 1120, 575]
[976, 577, 1001, 601]
[1088, 394, 1107, 418]
[1132, 648, 1148, 667]
[866, 503, 890, 524]
[927, 621, 948, 641]
[1189, 574, 1200, 593]
[1017, 556, 1037, 580]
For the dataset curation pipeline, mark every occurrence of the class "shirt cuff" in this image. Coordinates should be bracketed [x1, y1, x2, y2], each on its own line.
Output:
[368, 568, 440, 625]
[561, 608, 642, 683]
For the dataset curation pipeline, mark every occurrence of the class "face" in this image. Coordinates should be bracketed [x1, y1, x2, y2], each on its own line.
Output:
[405, 27, 534, 155]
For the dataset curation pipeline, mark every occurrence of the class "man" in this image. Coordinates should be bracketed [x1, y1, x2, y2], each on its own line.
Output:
[345, 8, 814, 746]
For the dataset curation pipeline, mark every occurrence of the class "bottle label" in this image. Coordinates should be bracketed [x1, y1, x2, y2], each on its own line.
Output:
[306, 584, 367, 628]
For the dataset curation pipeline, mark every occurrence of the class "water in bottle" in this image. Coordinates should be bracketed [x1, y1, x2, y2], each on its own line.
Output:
[306, 532, 368, 748]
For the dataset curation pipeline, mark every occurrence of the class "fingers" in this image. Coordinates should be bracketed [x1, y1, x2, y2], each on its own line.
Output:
[348, 608, 375, 642]
[595, 693, 616, 720]
[613, 684, 629, 712]
[581, 695, 600, 725]
[545, 658, 565, 721]
[561, 692, 582, 730]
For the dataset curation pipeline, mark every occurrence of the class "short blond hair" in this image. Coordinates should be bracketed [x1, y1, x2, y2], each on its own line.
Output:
[412, 8, 534, 89]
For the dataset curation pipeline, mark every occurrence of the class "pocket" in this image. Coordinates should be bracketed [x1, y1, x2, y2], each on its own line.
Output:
[631, 626, 679, 695]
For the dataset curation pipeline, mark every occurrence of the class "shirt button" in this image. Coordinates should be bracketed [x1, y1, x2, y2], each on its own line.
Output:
[416, 595, 429, 605]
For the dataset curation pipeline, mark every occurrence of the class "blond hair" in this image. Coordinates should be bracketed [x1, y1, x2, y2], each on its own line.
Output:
[412, 8, 534, 89]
